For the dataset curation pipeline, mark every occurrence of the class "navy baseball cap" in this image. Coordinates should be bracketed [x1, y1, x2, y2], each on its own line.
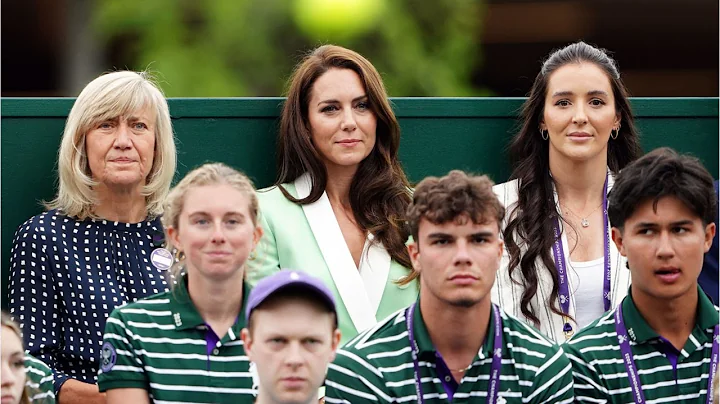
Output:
[245, 269, 337, 323]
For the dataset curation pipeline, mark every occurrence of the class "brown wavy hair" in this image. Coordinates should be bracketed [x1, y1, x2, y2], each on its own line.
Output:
[504, 41, 642, 325]
[275, 45, 413, 280]
[407, 170, 505, 244]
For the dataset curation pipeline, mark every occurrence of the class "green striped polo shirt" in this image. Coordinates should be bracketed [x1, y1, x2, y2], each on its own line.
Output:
[25, 354, 55, 403]
[325, 302, 574, 403]
[565, 286, 719, 403]
[97, 276, 256, 404]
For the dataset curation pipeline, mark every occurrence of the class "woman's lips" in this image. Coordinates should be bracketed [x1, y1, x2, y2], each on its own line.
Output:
[336, 139, 361, 147]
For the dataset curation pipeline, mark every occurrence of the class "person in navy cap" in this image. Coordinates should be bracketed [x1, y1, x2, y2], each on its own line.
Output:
[241, 270, 342, 404]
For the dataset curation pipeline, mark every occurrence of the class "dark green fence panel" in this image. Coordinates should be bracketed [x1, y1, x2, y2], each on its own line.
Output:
[2, 97, 718, 305]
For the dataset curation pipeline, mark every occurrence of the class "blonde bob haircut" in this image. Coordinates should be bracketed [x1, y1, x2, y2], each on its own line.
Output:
[46, 70, 177, 220]
[161, 163, 259, 282]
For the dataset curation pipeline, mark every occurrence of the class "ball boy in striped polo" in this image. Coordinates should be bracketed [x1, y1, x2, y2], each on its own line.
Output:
[98, 163, 264, 403]
[241, 270, 342, 404]
[325, 170, 574, 403]
[565, 148, 719, 403]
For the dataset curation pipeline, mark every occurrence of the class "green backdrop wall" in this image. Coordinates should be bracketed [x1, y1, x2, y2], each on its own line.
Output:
[2, 97, 718, 305]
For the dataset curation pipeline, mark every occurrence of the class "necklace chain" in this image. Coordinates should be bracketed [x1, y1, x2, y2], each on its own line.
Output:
[451, 363, 472, 373]
[560, 201, 603, 228]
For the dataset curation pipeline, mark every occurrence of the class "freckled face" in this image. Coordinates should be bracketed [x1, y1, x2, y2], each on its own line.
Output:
[85, 107, 156, 188]
[541, 62, 620, 164]
[168, 184, 262, 283]
[307, 68, 377, 173]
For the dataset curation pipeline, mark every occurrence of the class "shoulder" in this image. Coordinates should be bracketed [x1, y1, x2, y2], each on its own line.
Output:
[111, 291, 172, 319]
[256, 184, 304, 226]
[258, 183, 295, 199]
[501, 310, 561, 358]
[492, 179, 520, 208]
[563, 309, 618, 360]
[12, 210, 67, 242]
[257, 184, 300, 208]
[335, 308, 408, 368]
[24, 353, 52, 377]
[119, 290, 172, 309]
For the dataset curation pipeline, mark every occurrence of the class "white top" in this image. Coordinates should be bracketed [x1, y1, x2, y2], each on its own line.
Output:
[491, 175, 632, 342]
[568, 256, 606, 329]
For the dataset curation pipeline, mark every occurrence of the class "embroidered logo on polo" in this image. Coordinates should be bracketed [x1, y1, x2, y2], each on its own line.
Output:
[100, 342, 117, 373]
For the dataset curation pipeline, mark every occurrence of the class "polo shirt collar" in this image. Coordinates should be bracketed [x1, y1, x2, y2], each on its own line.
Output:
[168, 274, 249, 336]
[622, 285, 719, 345]
[412, 300, 496, 361]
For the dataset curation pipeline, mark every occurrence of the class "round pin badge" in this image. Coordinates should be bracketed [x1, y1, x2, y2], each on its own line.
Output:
[150, 248, 173, 270]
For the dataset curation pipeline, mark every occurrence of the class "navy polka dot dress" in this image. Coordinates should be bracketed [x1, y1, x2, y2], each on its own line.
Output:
[8, 209, 170, 394]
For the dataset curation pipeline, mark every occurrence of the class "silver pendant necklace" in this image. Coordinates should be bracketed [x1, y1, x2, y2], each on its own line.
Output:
[561, 201, 603, 228]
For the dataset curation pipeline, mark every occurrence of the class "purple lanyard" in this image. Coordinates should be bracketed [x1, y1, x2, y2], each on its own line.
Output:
[552, 174, 611, 339]
[615, 308, 720, 404]
[407, 303, 503, 403]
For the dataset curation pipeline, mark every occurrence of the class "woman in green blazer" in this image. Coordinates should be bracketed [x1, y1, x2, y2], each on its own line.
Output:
[247, 45, 418, 343]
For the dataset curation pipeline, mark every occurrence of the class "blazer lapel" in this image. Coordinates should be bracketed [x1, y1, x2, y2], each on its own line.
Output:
[294, 174, 377, 333]
[606, 173, 631, 307]
[360, 234, 390, 318]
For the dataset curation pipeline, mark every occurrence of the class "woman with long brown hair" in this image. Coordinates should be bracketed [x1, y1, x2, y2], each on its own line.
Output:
[492, 42, 642, 342]
[248, 45, 418, 342]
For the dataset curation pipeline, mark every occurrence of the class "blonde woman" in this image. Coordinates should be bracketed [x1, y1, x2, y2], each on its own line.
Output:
[8, 71, 176, 403]
[98, 163, 262, 404]
[2, 312, 55, 404]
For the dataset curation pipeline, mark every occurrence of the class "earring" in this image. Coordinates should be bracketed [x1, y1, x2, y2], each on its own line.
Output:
[540, 129, 548, 140]
[611, 128, 619, 140]
[625, 261, 630, 269]
[248, 249, 257, 261]
[175, 250, 185, 262]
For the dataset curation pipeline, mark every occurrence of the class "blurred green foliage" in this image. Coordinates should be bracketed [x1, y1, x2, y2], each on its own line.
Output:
[93, 0, 485, 97]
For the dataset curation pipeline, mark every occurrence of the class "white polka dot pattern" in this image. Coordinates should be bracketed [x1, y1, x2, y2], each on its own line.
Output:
[8, 210, 170, 393]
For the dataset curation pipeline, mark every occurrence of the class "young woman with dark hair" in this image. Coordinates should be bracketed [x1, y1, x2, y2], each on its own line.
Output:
[248, 45, 418, 343]
[492, 41, 642, 342]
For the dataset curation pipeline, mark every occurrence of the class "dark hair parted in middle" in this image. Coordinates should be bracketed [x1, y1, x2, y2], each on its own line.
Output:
[503, 41, 643, 325]
[275, 44, 413, 278]
[408, 170, 505, 243]
[608, 147, 717, 230]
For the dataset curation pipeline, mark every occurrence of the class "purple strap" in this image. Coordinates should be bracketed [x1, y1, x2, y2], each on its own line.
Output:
[407, 303, 503, 403]
[552, 174, 610, 339]
[615, 308, 719, 404]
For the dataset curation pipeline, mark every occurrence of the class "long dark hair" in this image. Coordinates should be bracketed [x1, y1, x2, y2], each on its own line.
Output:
[275, 45, 413, 275]
[504, 41, 642, 325]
